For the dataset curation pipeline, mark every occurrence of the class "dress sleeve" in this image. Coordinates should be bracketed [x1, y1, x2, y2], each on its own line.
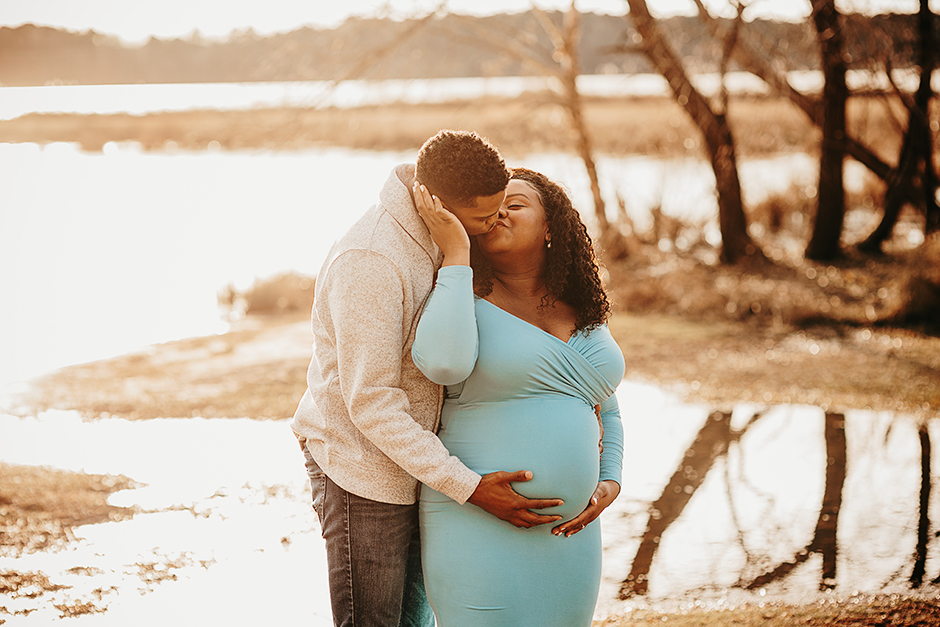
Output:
[412, 265, 479, 386]
[598, 392, 624, 485]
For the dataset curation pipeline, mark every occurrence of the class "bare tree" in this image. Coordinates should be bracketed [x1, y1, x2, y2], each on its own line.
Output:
[859, 0, 939, 251]
[448, 3, 614, 247]
[693, 1, 937, 253]
[805, 0, 849, 261]
[622, 0, 760, 264]
[533, 6, 611, 238]
[691, 0, 893, 183]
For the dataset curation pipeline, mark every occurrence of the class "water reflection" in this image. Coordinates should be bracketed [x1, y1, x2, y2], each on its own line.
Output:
[597, 388, 937, 615]
[1, 382, 935, 623]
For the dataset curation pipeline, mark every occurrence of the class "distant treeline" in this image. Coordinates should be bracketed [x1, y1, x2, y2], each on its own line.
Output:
[0, 11, 935, 86]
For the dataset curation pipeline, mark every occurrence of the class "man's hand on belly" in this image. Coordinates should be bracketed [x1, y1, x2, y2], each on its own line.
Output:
[468, 470, 564, 528]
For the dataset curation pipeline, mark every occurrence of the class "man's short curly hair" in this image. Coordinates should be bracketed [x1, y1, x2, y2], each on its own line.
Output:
[415, 130, 510, 207]
[472, 167, 611, 333]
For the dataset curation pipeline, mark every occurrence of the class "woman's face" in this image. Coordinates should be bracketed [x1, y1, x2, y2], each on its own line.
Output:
[477, 179, 549, 257]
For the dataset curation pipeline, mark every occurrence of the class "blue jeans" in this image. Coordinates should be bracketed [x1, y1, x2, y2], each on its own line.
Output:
[301, 438, 435, 627]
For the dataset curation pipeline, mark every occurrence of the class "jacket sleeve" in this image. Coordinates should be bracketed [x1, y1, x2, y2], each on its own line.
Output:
[412, 265, 479, 385]
[322, 249, 481, 503]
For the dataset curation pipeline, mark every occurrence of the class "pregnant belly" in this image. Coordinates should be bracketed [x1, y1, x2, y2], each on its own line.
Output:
[437, 397, 600, 520]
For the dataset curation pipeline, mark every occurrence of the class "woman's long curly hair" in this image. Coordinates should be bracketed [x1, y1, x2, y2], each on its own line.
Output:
[471, 167, 611, 333]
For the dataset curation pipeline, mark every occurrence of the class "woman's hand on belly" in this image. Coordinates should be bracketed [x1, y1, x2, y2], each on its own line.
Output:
[552, 480, 621, 538]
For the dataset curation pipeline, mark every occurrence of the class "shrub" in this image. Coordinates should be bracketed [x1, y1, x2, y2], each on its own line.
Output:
[219, 272, 315, 316]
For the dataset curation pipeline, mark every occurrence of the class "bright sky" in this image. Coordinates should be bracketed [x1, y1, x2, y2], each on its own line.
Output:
[0, 0, 929, 44]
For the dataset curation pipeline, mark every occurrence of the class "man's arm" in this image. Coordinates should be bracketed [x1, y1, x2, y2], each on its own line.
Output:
[325, 250, 562, 526]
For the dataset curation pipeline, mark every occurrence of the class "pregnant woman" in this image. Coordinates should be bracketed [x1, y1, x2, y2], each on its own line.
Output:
[411, 168, 625, 626]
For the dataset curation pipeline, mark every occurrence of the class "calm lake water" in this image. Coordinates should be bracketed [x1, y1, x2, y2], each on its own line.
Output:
[0, 73, 762, 119]
[3, 71, 936, 120]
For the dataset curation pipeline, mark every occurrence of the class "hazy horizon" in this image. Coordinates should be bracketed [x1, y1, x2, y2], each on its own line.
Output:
[2, 0, 929, 45]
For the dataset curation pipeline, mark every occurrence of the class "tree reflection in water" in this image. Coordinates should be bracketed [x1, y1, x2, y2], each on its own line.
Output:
[618, 407, 935, 598]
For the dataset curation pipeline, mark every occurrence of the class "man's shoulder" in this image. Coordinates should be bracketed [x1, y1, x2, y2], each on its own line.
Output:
[334, 204, 414, 257]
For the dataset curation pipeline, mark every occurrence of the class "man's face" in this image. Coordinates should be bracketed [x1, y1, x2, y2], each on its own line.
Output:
[443, 189, 507, 236]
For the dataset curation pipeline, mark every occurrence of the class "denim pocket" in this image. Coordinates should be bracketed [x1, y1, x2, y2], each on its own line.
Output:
[299, 437, 327, 524]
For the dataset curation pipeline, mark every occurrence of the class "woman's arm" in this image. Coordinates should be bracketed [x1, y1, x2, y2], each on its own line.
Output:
[598, 393, 624, 485]
[410, 181, 481, 385]
[412, 265, 479, 386]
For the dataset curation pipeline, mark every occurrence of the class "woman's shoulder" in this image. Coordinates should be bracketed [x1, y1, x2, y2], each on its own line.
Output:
[573, 321, 615, 344]
[571, 323, 624, 366]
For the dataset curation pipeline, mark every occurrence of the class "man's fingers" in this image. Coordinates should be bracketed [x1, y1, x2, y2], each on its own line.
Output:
[502, 471, 564, 509]
[503, 469, 534, 483]
[522, 497, 565, 510]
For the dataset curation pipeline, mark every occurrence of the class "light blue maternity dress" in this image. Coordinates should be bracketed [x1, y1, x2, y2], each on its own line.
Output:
[412, 266, 625, 627]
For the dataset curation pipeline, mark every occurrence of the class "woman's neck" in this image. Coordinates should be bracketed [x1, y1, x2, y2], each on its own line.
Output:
[489, 266, 547, 301]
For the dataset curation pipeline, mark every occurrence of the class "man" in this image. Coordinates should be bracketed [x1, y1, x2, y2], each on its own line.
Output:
[292, 130, 563, 627]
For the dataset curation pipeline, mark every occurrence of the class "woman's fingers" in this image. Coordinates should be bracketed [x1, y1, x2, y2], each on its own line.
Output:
[413, 183, 450, 222]
[552, 500, 600, 538]
[551, 481, 621, 538]
[413, 182, 433, 218]
[553, 509, 597, 538]
[413, 181, 471, 264]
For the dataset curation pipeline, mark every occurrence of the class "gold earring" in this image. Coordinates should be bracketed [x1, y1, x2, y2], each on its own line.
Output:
[547, 240, 552, 249]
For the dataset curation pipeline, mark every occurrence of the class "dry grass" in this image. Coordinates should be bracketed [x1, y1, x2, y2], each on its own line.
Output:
[0, 93, 934, 160]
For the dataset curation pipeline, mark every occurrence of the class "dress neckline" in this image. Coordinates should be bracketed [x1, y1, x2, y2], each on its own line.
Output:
[477, 297, 575, 344]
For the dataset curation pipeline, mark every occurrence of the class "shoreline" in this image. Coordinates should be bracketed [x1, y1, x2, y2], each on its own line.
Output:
[0, 93, 917, 161]
[6, 302, 938, 423]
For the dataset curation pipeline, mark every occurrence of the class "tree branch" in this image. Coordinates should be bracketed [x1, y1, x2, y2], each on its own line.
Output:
[690, 0, 892, 181]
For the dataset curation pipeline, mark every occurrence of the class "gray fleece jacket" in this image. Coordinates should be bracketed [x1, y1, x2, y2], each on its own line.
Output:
[291, 164, 482, 505]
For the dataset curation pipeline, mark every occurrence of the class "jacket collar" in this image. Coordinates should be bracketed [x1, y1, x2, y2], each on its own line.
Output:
[381, 164, 438, 262]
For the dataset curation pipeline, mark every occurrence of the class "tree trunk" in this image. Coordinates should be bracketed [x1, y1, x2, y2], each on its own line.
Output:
[806, 0, 848, 261]
[625, 0, 757, 264]
[860, 0, 938, 250]
[858, 127, 918, 253]
[555, 7, 609, 235]
[915, 0, 939, 234]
